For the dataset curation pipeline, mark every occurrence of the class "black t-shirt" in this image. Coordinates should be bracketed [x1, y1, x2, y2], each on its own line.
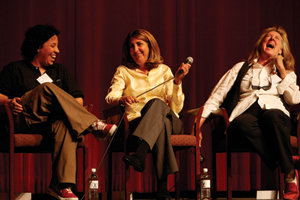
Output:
[0, 60, 84, 99]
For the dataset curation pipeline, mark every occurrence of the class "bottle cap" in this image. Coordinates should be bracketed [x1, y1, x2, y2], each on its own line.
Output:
[91, 168, 96, 173]
[203, 168, 208, 173]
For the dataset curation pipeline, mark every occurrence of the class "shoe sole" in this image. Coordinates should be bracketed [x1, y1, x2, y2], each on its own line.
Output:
[93, 124, 117, 141]
[109, 124, 117, 136]
[123, 156, 144, 172]
[284, 170, 299, 199]
[47, 188, 78, 200]
[47, 188, 60, 199]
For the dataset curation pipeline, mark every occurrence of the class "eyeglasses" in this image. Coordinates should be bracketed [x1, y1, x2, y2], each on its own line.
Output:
[250, 76, 272, 91]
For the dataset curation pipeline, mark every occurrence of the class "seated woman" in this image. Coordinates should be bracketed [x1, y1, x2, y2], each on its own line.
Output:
[198, 25, 300, 200]
[0, 24, 116, 200]
[105, 29, 191, 200]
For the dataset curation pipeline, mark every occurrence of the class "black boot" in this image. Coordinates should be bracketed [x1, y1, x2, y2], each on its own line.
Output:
[123, 139, 149, 172]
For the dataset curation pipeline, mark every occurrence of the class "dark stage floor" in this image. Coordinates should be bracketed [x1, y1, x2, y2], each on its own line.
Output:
[30, 191, 261, 200]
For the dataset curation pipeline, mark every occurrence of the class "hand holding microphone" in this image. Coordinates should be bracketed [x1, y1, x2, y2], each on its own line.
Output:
[174, 56, 193, 84]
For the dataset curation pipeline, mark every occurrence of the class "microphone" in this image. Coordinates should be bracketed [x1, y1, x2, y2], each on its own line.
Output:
[178, 56, 193, 75]
[185, 56, 194, 65]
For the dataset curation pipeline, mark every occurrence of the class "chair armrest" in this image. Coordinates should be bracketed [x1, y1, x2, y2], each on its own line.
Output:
[294, 110, 300, 155]
[191, 106, 230, 139]
[0, 104, 15, 152]
[289, 108, 300, 154]
[0, 104, 14, 136]
[184, 106, 204, 163]
[211, 107, 230, 128]
[103, 105, 125, 124]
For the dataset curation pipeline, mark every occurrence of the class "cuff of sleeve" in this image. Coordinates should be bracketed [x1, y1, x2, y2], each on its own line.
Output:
[106, 97, 121, 105]
[173, 82, 182, 92]
[201, 109, 211, 118]
[277, 73, 295, 95]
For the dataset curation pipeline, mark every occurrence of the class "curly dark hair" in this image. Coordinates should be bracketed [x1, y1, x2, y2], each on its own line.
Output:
[21, 24, 60, 61]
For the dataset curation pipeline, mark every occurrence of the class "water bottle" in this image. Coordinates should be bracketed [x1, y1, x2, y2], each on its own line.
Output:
[88, 168, 99, 200]
[200, 168, 211, 200]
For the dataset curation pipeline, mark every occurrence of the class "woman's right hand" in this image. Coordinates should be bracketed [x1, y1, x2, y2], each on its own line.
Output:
[9, 97, 23, 115]
[119, 96, 139, 106]
[199, 130, 203, 148]
[198, 117, 206, 147]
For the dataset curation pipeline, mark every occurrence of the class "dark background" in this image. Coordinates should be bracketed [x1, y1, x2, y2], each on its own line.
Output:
[1, 0, 300, 194]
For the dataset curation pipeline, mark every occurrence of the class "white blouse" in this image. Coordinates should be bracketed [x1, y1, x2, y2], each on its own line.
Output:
[202, 61, 300, 122]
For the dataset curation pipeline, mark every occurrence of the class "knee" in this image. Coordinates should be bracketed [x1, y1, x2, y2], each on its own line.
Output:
[263, 109, 292, 128]
[143, 98, 166, 110]
[141, 98, 169, 116]
[34, 82, 56, 92]
[263, 109, 286, 121]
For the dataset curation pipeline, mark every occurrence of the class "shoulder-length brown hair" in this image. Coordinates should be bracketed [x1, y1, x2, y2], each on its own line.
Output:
[247, 25, 295, 71]
[121, 29, 164, 69]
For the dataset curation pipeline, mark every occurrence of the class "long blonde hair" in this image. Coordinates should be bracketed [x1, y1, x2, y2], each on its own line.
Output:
[121, 29, 164, 69]
[247, 26, 295, 71]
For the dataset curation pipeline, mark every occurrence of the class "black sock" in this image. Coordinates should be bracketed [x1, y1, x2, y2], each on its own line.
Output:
[135, 139, 149, 162]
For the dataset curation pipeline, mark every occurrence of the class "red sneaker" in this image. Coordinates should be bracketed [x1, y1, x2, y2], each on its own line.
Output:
[284, 170, 299, 200]
[91, 120, 117, 140]
[47, 187, 78, 200]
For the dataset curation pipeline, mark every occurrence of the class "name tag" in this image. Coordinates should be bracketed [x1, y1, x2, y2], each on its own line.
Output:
[36, 73, 53, 84]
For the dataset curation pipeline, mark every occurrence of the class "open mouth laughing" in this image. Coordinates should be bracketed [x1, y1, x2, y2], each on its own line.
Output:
[267, 43, 274, 49]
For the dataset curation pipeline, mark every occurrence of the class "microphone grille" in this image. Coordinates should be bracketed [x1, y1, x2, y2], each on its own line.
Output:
[186, 56, 193, 64]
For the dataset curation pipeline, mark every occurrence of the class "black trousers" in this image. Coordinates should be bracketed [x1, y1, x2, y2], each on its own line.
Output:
[227, 102, 294, 174]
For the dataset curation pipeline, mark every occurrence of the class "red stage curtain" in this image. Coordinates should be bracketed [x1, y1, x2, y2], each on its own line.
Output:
[0, 0, 300, 194]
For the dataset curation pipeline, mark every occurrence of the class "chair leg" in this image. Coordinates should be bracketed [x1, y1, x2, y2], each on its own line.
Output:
[279, 169, 284, 199]
[9, 148, 14, 200]
[227, 151, 232, 200]
[107, 151, 113, 200]
[75, 146, 86, 194]
[195, 147, 201, 200]
[212, 152, 217, 199]
[83, 145, 88, 198]
[175, 151, 180, 199]
[125, 164, 131, 200]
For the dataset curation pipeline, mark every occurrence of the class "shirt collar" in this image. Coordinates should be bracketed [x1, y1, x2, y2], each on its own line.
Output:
[26, 61, 54, 72]
[252, 59, 274, 71]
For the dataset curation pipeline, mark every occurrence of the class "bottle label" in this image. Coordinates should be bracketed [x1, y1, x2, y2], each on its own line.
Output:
[201, 180, 210, 189]
[90, 180, 99, 189]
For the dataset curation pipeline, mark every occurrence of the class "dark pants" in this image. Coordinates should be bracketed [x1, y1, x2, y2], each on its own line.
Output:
[227, 102, 294, 174]
[128, 98, 183, 179]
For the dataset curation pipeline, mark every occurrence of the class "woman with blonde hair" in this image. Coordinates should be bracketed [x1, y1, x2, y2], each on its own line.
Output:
[198, 26, 300, 199]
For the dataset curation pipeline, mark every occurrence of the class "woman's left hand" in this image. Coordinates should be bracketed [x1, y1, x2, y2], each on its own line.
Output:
[174, 62, 191, 84]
